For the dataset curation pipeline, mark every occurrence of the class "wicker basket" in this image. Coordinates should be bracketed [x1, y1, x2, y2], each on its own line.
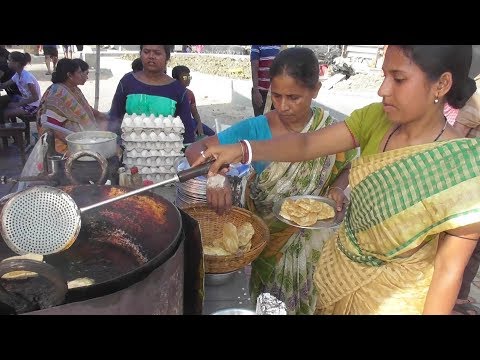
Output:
[182, 205, 269, 274]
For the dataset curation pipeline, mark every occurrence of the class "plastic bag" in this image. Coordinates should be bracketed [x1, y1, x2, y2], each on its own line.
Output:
[17, 134, 48, 192]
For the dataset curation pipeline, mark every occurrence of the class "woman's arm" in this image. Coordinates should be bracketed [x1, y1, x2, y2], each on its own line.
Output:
[12, 83, 39, 106]
[196, 121, 356, 174]
[40, 116, 74, 142]
[251, 59, 263, 108]
[423, 223, 480, 314]
[326, 164, 351, 213]
[91, 107, 110, 130]
[176, 90, 196, 143]
[191, 102, 204, 135]
[108, 80, 126, 133]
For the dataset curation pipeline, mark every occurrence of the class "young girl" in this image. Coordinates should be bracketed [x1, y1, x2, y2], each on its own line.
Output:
[0, 52, 41, 123]
[172, 65, 215, 141]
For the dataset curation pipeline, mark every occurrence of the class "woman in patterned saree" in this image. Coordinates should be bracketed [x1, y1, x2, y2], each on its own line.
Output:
[195, 45, 480, 315]
[36, 58, 109, 154]
[186, 47, 357, 314]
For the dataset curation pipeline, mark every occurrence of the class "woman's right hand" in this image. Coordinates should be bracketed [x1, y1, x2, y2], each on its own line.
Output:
[206, 177, 233, 215]
[191, 143, 243, 175]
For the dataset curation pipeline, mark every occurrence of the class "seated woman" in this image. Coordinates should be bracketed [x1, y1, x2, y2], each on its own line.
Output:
[0, 47, 21, 123]
[0, 51, 41, 123]
[108, 45, 196, 144]
[36, 58, 108, 154]
[72, 58, 110, 124]
[185, 47, 357, 314]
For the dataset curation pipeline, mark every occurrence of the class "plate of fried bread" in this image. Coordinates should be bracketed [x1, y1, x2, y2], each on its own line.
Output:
[272, 195, 340, 229]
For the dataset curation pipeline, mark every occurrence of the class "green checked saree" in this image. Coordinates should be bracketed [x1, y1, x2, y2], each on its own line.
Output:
[314, 138, 480, 314]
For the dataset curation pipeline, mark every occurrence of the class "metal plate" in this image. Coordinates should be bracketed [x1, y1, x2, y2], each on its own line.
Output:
[272, 195, 341, 229]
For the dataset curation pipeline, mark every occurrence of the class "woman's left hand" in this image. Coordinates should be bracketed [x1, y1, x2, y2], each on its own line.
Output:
[327, 187, 348, 221]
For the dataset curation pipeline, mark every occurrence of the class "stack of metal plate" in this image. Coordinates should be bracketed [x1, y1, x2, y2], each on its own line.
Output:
[175, 158, 250, 209]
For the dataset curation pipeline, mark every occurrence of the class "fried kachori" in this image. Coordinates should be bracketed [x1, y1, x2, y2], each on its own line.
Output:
[279, 197, 335, 227]
[204, 221, 256, 256]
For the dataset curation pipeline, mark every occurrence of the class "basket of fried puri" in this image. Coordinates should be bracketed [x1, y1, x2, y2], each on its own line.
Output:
[182, 205, 269, 273]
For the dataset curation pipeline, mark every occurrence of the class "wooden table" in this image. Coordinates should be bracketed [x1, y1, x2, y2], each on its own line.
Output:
[0, 122, 26, 165]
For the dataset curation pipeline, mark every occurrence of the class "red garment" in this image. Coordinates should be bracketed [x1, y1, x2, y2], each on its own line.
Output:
[443, 103, 459, 125]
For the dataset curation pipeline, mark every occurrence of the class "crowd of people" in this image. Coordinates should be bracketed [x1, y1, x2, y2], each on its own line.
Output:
[1, 45, 218, 153]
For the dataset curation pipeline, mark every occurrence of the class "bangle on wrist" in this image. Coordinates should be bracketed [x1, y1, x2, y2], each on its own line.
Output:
[243, 139, 252, 165]
[239, 141, 246, 164]
[239, 140, 251, 164]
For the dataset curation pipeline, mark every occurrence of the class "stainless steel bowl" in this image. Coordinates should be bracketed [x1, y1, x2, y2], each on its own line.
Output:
[211, 308, 256, 315]
[205, 271, 236, 286]
[66, 131, 118, 162]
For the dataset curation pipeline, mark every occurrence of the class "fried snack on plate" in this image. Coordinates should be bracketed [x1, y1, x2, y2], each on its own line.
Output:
[296, 198, 335, 220]
[280, 197, 335, 226]
[290, 212, 318, 227]
[280, 198, 309, 217]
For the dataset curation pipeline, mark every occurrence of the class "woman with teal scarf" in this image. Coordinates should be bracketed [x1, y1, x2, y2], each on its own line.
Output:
[186, 47, 357, 314]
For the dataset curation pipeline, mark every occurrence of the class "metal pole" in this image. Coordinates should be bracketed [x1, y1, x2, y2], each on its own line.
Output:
[94, 45, 100, 110]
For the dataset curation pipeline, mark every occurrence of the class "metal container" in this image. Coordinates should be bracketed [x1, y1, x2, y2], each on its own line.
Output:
[211, 308, 256, 315]
[0, 185, 204, 315]
[47, 155, 66, 177]
[65, 131, 117, 162]
[205, 271, 236, 286]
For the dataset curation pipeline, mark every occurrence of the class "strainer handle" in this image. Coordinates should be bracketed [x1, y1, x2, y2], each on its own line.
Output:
[80, 160, 229, 213]
[177, 159, 228, 182]
[0, 259, 68, 313]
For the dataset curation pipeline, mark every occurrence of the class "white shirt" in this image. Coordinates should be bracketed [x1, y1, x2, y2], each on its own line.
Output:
[11, 69, 41, 107]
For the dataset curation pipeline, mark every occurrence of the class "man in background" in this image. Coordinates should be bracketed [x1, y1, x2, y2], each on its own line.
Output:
[42, 45, 58, 75]
[250, 45, 281, 116]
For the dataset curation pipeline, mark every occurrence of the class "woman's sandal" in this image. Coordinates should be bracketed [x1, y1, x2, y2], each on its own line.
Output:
[452, 302, 480, 315]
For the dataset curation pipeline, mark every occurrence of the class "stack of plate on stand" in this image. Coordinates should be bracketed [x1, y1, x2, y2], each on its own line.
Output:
[175, 158, 250, 209]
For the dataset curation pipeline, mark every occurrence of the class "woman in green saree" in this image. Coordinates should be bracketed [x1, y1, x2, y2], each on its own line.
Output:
[186, 47, 357, 314]
[195, 45, 480, 314]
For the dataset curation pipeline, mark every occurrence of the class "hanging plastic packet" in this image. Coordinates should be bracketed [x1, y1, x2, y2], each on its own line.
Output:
[256, 293, 287, 315]
[17, 133, 48, 192]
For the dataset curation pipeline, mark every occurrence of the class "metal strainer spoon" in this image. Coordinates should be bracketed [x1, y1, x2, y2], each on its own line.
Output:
[0, 160, 224, 255]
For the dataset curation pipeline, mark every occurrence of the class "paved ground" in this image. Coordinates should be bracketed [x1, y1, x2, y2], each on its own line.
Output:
[1, 49, 479, 314]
